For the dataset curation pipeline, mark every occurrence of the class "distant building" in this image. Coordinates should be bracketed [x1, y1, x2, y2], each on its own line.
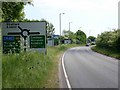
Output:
[47, 38, 54, 46]
[47, 35, 54, 46]
[53, 35, 59, 39]
[64, 39, 72, 44]
[47, 35, 60, 46]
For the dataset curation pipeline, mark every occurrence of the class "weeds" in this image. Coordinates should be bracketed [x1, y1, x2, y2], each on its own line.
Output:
[2, 44, 82, 88]
[92, 46, 120, 60]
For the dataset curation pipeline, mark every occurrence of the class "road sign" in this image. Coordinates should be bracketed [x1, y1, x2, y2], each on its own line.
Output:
[2, 22, 47, 54]
[30, 35, 45, 48]
[3, 36, 20, 53]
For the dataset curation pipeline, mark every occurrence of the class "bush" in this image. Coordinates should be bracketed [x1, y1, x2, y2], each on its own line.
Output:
[96, 29, 120, 52]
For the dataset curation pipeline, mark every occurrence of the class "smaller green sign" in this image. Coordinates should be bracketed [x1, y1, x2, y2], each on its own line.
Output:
[30, 35, 46, 48]
[3, 36, 21, 54]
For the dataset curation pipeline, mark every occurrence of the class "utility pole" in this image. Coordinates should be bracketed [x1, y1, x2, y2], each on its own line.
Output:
[69, 22, 72, 32]
[59, 13, 65, 36]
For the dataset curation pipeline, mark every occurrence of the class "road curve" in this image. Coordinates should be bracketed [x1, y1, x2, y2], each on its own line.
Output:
[63, 46, 118, 88]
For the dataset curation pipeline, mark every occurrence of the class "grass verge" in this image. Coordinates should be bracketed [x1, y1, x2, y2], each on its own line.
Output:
[0, 49, 1, 90]
[2, 44, 82, 88]
[91, 46, 120, 60]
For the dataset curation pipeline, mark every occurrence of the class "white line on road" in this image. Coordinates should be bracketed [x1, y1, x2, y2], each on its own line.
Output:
[62, 52, 72, 90]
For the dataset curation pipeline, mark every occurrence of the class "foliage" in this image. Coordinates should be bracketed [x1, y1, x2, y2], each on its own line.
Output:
[2, 2, 33, 22]
[54, 38, 59, 46]
[62, 30, 87, 44]
[96, 29, 120, 51]
[41, 18, 55, 36]
[87, 36, 96, 42]
[114, 30, 120, 50]
[75, 30, 87, 44]
[2, 48, 59, 88]
[2, 44, 82, 88]
[2, 2, 25, 21]
[62, 30, 76, 43]
[92, 46, 120, 59]
[59, 36, 65, 44]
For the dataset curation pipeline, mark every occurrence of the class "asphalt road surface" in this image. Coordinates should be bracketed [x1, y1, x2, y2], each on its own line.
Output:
[62, 46, 118, 88]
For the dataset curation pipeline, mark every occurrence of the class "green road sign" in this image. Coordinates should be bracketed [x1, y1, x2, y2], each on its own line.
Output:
[3, 36, 21, 54]
[30, 35, 46, 48]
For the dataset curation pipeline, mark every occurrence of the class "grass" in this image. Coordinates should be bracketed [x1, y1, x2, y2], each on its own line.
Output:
[91, 46, 120, 60]
[3, 52, 51, 88]
[0, 49, 1, 90]
[2, 44, 82, 88]
[0, 30, 2, 89]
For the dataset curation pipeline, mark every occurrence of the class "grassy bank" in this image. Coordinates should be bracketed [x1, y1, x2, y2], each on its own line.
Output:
[0, 28, 2, 89]
[0, 49, 1, 90]
[91, 46, 120, 60]
[2, 44, 81, 88]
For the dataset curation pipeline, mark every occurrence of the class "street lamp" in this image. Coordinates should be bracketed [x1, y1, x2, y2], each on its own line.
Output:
[69, 22, 72, 32]
[59, 13, 65, 36]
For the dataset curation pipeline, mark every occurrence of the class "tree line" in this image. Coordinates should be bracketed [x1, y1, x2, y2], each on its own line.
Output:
[96, 29, 120, 51]
[62, 30, 87, 44]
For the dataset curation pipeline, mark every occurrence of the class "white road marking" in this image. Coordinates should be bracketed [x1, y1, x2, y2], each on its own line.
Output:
[62, 52, 72, 90]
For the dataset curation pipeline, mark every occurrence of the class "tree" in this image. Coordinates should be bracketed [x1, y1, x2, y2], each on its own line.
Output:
[88, 36, 96, 42]
[40, 18, 55, 36]
[63, 30, 76, 43]
[59, 36, 65, 44]
[47, 23, 55, 35]
[2, 2, 32, 22]
[115, 29, 120, 51]
[96, 29, 120, 51]
[75, 30, 87, 44]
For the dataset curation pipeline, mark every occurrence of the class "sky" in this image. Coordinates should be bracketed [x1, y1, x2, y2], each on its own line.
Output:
[24, 0, 119, 37]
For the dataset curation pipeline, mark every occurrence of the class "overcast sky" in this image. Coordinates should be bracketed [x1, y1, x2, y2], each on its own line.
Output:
[24, 0, 119, 37]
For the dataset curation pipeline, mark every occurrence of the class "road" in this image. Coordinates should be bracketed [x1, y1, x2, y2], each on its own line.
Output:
[61, 46, 118, 88]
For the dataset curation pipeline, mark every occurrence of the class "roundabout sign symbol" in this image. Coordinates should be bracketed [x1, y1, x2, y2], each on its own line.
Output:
[7, 26, 40, 51]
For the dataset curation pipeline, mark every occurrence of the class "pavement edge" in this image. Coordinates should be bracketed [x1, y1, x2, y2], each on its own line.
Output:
[61, 52, 72, 90]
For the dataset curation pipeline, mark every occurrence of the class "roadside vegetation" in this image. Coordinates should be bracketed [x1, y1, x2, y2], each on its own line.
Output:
[61, 29, 87, 44]
[92, 46, 120, 59]
[92, 29, 120, 60]
[2, 44, 82, 88]
[0, 28, 2, 89]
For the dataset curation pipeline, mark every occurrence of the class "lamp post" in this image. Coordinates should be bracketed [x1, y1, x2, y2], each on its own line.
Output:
[69, 22, 72, 32]
[59, 13, 65, 36]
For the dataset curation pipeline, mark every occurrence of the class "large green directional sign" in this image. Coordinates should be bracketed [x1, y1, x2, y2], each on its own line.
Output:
[30, 35, 45, 48]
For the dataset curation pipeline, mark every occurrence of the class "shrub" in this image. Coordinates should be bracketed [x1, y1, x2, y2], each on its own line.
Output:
[96, 29, 120, 52]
